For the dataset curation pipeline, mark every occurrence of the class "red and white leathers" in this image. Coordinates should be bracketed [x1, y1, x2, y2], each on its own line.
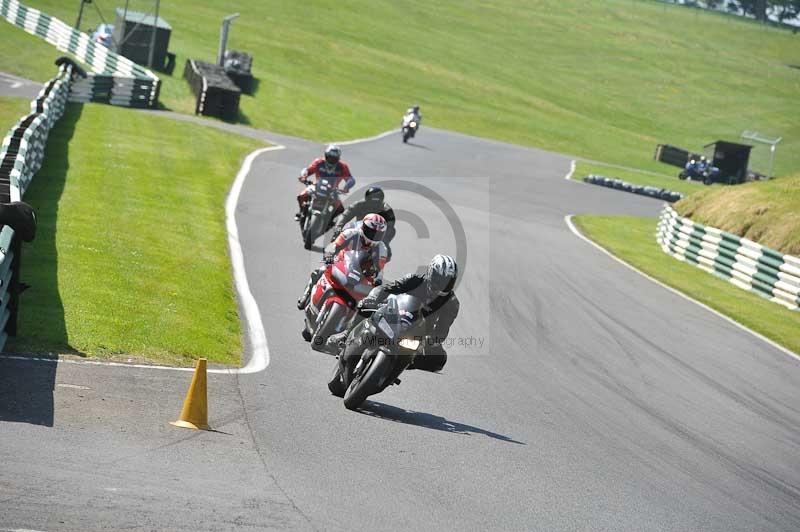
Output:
[328, 226, 388, 283]
[297, 158, 355, 214]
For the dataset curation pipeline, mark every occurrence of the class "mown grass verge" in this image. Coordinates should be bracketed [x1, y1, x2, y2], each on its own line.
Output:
[571, 161, 706, 197]
[0, 96, 35, 131]
[572, 215, 800, 356]
[6, 103, 263, 365]
[3, 0, 799, 176]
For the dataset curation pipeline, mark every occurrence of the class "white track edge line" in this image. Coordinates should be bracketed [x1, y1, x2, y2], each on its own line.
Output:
[564, 214, 800, 364]
[333, 129, 397, 146]
[564, 159, 576, 180]
[224, 145, 286, 374]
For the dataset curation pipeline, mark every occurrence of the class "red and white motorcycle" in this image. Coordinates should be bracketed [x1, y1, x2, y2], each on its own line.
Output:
[302, 249, 380, 353]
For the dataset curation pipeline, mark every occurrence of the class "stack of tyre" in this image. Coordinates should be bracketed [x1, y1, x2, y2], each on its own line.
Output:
[183, 59, 241, 121]
[583, 174, 683, 203]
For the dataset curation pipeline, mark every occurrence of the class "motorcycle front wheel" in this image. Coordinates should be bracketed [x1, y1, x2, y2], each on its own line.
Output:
[343, 350, 392, 410]
[327, 362, 346, 397]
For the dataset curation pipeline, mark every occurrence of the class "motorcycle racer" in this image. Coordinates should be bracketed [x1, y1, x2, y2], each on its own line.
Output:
[297, 214, 388, 310]
[295, 144, 355, 222]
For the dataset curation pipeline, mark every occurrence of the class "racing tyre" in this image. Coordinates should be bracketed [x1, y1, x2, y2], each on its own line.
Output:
[344, 351, 391, 410]
[327, 362, 346, 397]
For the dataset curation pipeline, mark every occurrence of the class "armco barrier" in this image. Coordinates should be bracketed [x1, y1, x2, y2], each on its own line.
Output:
[0, 65, 66, 350]
[1, 0, 160, 108]
[0, 62, 73, 202]
[657, 205, 800, 311]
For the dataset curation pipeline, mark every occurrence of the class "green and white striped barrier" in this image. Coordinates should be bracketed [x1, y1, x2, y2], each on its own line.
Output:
[657, 205, 800, 311]
[0, 63, 72, 202]
[1, 0, 160, 108]
[0, 226, 16, 350]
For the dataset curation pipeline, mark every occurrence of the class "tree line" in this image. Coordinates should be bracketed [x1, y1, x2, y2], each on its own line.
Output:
[702, 0, 800, 22]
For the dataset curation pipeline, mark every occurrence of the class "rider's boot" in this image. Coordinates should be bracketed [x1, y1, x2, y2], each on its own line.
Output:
[297, 268, 322, 310]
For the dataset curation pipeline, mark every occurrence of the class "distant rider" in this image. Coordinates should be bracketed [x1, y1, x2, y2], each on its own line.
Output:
[297, 213, 389, 310]
[333, 186, 396, 244]
[332, 254, 460, 372]
[402, 105, 421, 127]
[295, 144, 355, 222]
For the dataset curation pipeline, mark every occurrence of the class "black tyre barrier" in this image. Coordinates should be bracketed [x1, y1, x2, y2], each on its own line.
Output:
[184, 59, 241, 121]
[583, 174, 684, 203]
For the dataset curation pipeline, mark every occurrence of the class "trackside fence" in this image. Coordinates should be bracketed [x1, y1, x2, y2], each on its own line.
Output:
[0, 63, 72, 203]
[0, 64, 70, 349]
[657, 205, 800, 311]
[0, 0, 160, 108]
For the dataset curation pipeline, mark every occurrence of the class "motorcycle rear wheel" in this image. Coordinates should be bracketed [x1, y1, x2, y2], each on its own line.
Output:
[344, 351, 391, 410]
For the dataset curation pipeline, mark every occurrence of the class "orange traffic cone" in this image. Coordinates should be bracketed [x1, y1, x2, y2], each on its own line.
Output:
[170, 358, 210, 430]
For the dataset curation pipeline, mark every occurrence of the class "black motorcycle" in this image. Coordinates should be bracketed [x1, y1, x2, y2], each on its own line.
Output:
[401, 114, 419, 143]
[679, 163, 720, 186]
[328, 294, 426, 410]
[299, 177, 344, 249]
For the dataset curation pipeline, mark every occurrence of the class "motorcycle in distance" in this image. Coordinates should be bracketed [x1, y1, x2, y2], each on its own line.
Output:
[302, 250, 379, 354]
[401, 114, 419, 143]
[299, 177, 347, 250]
[679, 162, 720, 186]
[328, 294, 426, 410]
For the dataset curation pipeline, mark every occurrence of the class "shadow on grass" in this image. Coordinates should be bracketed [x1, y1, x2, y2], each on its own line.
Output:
[0, 357, 57, 426]
[360, 401, 526, 445]
[7, 103, 84, 357]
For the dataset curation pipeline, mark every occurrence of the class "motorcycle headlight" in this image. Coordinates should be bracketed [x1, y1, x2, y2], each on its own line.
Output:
[410, 122, 417, 128]
[398, 337, 420, 351]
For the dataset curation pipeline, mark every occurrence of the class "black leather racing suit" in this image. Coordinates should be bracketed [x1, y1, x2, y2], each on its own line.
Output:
[363, 273, 459, 371]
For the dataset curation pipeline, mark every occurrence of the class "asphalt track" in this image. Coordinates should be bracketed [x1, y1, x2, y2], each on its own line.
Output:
[1, 102, 799, 530]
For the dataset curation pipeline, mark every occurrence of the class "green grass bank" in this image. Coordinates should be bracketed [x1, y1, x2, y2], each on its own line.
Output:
[6, 102, 262, 364]
[3, 0, 798, 176]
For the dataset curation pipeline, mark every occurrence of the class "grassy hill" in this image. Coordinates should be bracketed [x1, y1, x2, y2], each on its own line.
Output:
[2, 0, 798, 175]
[677, 173, 800, 255]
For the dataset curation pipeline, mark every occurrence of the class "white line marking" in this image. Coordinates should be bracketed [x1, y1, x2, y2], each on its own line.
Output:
[57, 383, 90, 390]
[333, 129, 397, 146]
[10, 81, 22, 89]
[223, 145, 285, 374]
[564, 214, 800, 363]
[0, 71, 35, 84]
[564, 159, 576, 180]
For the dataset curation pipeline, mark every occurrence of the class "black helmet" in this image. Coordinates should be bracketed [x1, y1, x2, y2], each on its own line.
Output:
[426, 254, 458, 295]
[412, 105, 420, 113]
[365, 186, 384, 203]
[324, 144, 341, 165]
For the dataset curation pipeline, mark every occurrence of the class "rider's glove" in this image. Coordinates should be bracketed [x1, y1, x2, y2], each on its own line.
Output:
[323, 253, 334, 265]
[357, 298, 377, 311]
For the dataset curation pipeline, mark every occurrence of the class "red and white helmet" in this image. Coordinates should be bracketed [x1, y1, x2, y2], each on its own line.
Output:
[360, 213, 387, 245]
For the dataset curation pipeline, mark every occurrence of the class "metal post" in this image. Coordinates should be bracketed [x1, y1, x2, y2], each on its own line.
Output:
[147, 0, 161, 69]
[75, 0, 88, 29]
[218, 13, 240, 67]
